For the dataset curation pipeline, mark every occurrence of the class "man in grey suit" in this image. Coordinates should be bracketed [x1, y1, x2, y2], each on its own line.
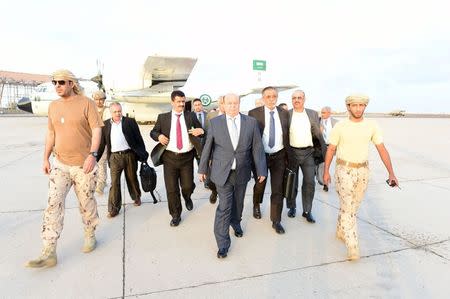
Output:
[286, 90, 326, 223]
[317, 106, 338, 191]
[198, 93, 267, 259]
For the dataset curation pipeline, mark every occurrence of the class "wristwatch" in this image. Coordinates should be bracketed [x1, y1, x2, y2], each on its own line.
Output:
[90, 152, 98, 157]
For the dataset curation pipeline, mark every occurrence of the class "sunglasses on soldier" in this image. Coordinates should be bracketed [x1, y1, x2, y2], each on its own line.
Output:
[51, 80, 67, 86]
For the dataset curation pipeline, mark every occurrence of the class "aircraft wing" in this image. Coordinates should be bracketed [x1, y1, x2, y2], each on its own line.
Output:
[239, 84, 298, 97]
[142, 56, 197, 89]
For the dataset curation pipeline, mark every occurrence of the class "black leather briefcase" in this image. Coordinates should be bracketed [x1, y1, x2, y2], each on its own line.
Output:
[283, 168, 297, 201]
[139, 162, 158, 204]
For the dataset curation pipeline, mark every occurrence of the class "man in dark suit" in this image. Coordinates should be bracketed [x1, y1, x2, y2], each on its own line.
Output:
[150, 90, 204, 227]
[286, 90, 326, 223]
[248, 86, 289, 234]
[98, 102, 149, 218]
[198, 93, 267, 259]
[192, 98, 207, 166]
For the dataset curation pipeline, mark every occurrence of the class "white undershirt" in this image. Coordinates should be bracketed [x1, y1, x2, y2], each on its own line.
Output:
[110, 118, 131, 152]
[289, 110, 313, 148]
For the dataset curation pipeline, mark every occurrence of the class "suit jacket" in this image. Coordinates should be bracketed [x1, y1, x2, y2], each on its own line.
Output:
[288, 108, 327, 165]
[319, 117, 338, 127]
[98, 116, 149, 162]
[248, 106, 290, 151]
[150, 111, 203, 158]
[198, 113, 267, 186]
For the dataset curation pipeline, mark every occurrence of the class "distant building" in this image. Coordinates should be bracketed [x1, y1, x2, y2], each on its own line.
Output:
[0, 71, 50, 109]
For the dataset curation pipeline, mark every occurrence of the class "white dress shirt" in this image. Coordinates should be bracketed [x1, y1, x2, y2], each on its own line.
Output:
[196, 111, 205, 128]
[262, 106, 284, 153]
[226, 113, 241, 169]
[110, 118, 131, 152]
[166, 111, 194, 153]
[289, 110, 313, 148]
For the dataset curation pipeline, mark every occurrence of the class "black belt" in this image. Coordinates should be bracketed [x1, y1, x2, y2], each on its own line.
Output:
[266, 148, 285, 157]
[111, 149, 132, 155]
[166, 150, 193, 156]
[292, 146, 312, 150]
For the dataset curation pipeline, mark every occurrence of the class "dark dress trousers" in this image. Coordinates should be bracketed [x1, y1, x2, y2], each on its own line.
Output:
[195, 110, 208, 165]
[150, 111, 202, 219]
[248, 106, 289, 222]
[286, 108, 326, 214]
[198, 113, 267, 250]
[98, 117, 149, 214]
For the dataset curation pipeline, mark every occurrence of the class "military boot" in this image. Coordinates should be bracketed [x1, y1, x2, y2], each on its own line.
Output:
[26, 245, 57, 268]
[82, 228, 97, 253]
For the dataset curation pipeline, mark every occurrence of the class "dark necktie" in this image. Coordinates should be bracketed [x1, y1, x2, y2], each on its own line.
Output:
[268, 111, 275, 148]
[198, 113, 203, 128]
[176, 114, 183, 150]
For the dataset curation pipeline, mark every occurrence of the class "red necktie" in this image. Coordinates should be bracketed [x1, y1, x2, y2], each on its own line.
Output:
[176, 114, 183, 150]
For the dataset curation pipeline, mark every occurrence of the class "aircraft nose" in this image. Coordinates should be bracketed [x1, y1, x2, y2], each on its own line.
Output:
[17, 97, 33, 113]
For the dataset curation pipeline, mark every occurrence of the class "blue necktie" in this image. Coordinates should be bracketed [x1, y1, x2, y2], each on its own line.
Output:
[269, 111, 275, 148]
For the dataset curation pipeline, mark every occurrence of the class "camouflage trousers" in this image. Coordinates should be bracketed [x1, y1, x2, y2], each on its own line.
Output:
[334, 164, 369, 256]
[41, 159, 100, 247]
[96, 150, 108, 192]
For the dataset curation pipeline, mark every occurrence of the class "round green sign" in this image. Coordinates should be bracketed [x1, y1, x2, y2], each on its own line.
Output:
[200, 94, 212, 106]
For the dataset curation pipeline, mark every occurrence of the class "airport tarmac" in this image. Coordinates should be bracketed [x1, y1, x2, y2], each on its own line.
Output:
[1, 116, 449, 298]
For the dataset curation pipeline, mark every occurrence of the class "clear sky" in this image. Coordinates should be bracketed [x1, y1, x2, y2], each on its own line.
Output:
[1, 0, 449, 113]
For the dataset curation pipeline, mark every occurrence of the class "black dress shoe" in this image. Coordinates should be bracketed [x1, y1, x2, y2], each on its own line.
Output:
[209, 192, 217, 204]
[107, 211, 119, 218]
[287, 208, 296, 218]
[185, 198, 193, 211]
[323, 185, 329, 192]
[170, 217, 181, 227]
[233, 226, 243, 238]
[217, 248, 228, 259]
[253, 205, 262, 219]
[272, 222, 285, 234]
[303, 212, 316, 223]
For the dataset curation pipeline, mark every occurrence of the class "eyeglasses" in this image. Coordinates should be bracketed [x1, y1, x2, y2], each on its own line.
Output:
[52, 80, 67, 86]
[292, 97, 304, 100]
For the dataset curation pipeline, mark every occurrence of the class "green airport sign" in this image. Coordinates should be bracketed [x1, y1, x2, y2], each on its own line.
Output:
[253, 60, 266, 71]
[199, 94, 212, 106]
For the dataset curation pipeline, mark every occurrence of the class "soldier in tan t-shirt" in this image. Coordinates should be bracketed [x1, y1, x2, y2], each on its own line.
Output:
[323, 94, 399, 261]
[26, 69, 103, 268]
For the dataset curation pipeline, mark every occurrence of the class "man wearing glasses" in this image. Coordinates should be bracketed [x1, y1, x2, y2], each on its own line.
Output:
[286, 90, 326, 223]
[323, 94, 399, 260]
[27, 70, 103, 268]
